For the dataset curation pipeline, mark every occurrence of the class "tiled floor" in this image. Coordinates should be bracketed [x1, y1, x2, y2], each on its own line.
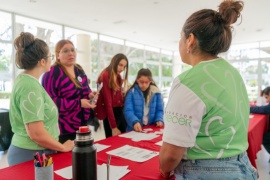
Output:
[1, 126, 270, 179]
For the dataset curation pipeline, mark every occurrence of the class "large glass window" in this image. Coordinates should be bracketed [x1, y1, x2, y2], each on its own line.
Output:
[230, 60, 259, 101]
[161, 50, 173, 87]
[0, 11, 12, 41]
[0, 12, 12, 108]
[0, 43, 12, 108]
[15, 15, 62, 76]
[125, 41, 145, 84]
[225, 42, 270, 101]
[15, 15, 62, 45]
[99, 35, 124, 71]
[146, 63, 159, 82]
[145, 47, 160, 85]
[5, 9, 270, 104]
[145, 46, 160, 62]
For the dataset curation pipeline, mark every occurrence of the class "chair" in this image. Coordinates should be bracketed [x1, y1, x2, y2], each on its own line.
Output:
[0, 108, 13, 151]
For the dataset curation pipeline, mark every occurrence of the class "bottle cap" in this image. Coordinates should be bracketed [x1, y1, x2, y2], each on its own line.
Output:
[79, 126, 90, 133]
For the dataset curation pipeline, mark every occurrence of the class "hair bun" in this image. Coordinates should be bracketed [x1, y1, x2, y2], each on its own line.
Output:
[15, 32, 35, 51]
[218, 0, 244, 26]
[213, 12, 223, 24]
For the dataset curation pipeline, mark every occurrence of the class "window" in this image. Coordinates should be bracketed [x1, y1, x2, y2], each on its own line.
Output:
[0, 11, 12, 41]
[0, 12, 12, 108]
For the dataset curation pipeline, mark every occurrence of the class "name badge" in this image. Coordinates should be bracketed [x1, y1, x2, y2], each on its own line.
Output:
[77, 76, 82, 82]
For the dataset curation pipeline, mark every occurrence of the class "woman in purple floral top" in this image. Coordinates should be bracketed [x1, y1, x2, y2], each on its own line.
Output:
[42, 40, 96, 143]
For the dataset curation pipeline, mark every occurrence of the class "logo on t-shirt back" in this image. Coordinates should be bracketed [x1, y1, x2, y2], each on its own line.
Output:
[164, 111, 192, 126]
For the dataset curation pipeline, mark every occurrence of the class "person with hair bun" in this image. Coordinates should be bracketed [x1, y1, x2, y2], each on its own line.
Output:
[159, 1, 258, 179]
[7, 32, 74, 166]
[42, 40, 96, 143]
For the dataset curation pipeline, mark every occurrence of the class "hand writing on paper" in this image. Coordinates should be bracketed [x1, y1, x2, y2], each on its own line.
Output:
[112, 128, 121, 136]
[133, 122, 142, 132]
[156, 121, 164, 127]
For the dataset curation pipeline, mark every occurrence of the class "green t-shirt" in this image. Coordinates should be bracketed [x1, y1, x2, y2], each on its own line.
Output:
[163, 58, 249, 159]
[10, 74, 59, 150]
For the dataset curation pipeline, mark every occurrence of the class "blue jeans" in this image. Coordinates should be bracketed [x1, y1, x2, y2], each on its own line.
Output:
[174, 152, 257, 180]
[7, 144, 57, 166]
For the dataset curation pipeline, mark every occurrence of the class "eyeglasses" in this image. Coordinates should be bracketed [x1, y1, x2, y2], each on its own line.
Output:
[47, 54, 55, 61]
[60, 48, 77, 54]
[137, 80, 151, 85]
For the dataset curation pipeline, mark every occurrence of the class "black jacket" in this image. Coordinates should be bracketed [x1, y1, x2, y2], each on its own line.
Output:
[250, 103, 270, 114]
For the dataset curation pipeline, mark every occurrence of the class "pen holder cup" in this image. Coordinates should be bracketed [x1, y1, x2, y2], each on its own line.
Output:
[35, 163, 54, 180]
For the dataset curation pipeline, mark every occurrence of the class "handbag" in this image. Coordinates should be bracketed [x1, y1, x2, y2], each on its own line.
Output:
[88, 108, 100, 132]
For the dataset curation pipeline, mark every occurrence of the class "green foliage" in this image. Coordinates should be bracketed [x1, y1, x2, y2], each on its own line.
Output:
[129, 62, 143, 76]
[161, 56, 172, 63]
[162, 65, 172, 76]
[0, 55, 10, 71]
[0, 92, 11, 99]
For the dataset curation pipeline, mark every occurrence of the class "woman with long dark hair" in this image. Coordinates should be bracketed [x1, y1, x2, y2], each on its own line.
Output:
[95, 53, 129, 138]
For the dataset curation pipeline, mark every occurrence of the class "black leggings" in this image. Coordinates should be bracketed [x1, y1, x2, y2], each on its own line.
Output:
[103, 107, 126, 138]
[263, 131, 270, 154]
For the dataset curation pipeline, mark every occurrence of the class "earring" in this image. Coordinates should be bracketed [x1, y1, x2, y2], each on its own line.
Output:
[187, 50, 190, 54]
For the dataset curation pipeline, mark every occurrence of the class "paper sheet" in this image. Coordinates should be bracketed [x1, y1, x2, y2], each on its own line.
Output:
[54, 164, 130, 180]
[54, 166, 72, 179]
[98, 164, 130, 180]
[155, 141, 163, 146]
[119, 131, 159, 142]
[95, 143, 111, 152]
[106, 145, 159, 162]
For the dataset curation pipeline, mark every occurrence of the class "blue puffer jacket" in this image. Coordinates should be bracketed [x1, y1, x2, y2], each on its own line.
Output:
[124, 84, 164, 131]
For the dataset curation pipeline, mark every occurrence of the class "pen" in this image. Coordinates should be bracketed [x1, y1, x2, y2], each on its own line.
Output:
[107, 155, 111, 180]
[36, 152, 43, 167]
[47, 157, 53, 166]
[42, 153, 47, 167]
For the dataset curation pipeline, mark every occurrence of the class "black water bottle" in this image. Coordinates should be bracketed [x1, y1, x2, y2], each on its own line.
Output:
[72, 126, 97, 180]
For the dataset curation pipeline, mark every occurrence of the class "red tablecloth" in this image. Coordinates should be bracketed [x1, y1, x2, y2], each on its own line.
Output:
[247, 114, 268, 168]
[0, 126, 172, 180]
[1, 116, 268, 179]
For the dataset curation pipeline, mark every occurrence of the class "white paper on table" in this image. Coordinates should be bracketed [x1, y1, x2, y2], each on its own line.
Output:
[154, 130, 163, 135]
[54, 164, 130, 180]
[95, 143, 111, 152]
[55, 166, 72, 179]
[249, 115, 254, 119]
[119, 131, 159, 142]
[106, 145, 159, 162]
[98, 164, 130, 180]
[155, 140, 163, 146]
[142, 128, 153, 132]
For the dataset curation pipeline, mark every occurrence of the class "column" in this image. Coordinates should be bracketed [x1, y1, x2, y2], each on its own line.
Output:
[76, 34, 91, 79]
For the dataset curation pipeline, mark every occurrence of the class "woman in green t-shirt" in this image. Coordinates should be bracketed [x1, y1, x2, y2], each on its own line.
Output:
[7, 32, 74, 166]
[159, 0, 257, 179]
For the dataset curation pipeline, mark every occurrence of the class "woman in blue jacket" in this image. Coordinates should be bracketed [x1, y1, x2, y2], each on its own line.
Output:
[124, 68, 164, 132]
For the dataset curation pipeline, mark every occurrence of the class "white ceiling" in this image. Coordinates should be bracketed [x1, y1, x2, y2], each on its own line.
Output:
[1, 0, 270, 51]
